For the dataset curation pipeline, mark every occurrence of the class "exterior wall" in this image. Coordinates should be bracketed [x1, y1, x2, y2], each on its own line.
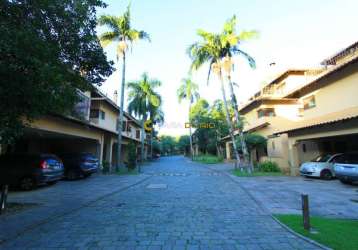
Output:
[300, 67, 358, 119]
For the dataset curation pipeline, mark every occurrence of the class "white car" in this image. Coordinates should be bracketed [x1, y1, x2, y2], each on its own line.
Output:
[300, 154, 342, 180]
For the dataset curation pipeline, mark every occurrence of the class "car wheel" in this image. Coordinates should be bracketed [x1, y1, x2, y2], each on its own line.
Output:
[340, 179, 352, 185]
[20, 177, 35, 191]
[67, 170, 78, 180]
[320, 170, 333, 180]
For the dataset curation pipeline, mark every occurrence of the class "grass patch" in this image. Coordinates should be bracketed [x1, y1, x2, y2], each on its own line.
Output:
[275, 214, 358, 250]
[193, 154, 223, 164]
[116, 168, 139, 176]
[232, 169, 284, 177]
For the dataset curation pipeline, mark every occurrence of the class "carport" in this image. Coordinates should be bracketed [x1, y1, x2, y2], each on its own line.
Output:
[276, 110, 358, 175]
[5, 115, 106, 164]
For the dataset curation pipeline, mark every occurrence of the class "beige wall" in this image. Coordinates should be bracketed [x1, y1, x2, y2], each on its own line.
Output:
[301, 68, 358, 119]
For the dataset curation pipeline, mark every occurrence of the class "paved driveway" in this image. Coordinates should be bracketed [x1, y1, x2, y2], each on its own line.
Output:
[0, 156, 320, 250]
[234, 175, 358, 219]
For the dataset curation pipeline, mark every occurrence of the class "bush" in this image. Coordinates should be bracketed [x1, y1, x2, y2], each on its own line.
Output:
[257, 161, 280, 172]
[127, 142, 137, 170]
[193, 154, 223, 164]
[102, 161, 110, 174]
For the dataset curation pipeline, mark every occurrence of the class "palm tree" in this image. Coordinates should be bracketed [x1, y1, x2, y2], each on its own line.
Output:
[127, 73, 162, 172]
[98, 5, 150, 172]
[148, 104, 164, 158]
[188, 16, 257, 172]
[220, 16, 257, 172]
[177, 77, 200, 160]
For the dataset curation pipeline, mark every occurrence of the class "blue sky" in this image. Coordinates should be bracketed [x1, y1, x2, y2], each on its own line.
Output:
[97, 0, 358, 136]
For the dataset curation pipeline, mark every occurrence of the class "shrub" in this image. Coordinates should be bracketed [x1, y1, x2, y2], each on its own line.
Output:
[193, 154, 223, 164]
[127, 142, 137, 170]
[258, 161, 281, 172]
[102, 161, 110, 174]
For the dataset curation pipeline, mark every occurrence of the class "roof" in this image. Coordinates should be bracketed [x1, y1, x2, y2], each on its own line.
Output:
[238, 97, 298, 114]
[321, 41, 358, 65]
[243, 121, 270, 133]
[274, 106, 358, 135]
[285, 54, 358, 98]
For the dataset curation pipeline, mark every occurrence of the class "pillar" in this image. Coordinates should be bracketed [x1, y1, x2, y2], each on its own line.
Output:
[225, 141, 231, 160]
[288, 139, 300, 176]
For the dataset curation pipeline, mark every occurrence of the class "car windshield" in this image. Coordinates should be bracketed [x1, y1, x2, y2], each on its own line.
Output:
[312, 155, 331, 162]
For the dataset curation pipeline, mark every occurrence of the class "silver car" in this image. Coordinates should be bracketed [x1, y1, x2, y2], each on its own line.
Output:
[300, 154, 342, 180]
[334, 153, 358, 184]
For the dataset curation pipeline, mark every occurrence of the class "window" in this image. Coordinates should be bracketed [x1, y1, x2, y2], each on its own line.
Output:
[122, 121, 127, 132]
[90, 109, 99, 118]
[100, 110, 105, 120]
[257, 108, 275, 118]
[136, 130, 140, 139]
[302, 144, 306, 153]
[90, 109, 105, 120]
[303, 95, 316, 110]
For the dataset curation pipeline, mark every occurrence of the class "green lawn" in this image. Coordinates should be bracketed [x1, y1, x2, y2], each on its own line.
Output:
[193, 154, 223, 164]
[232, 169, 284, 177]
[275, 214, 358, 250]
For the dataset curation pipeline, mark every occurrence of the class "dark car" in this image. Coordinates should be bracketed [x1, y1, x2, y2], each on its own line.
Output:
[334, 152, 358, 184]
[0, 154, 64, 190]
[60, 153, 99, 180]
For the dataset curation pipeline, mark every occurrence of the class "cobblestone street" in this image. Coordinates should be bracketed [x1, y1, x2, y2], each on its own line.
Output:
[0, 156, 321, 250]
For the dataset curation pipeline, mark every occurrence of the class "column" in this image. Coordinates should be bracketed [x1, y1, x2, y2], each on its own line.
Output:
[288, 139, 300, 176]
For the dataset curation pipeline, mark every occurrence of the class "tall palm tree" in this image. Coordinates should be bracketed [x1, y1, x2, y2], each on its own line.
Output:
[98, 5, 150, 172]
[188, 16, 257, 172]
[177, 77, 200, 160]
[148, 104, 164, 158]
[127, 73, 161, 172]
[220, 16, 257, 172]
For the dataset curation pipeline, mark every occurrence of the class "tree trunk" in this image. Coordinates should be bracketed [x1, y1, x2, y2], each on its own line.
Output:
[219, 72, 241, 170]
[116, 52, 126, 173]
[0, 184, 9, 214]
[188, 102, 194, 160]
[140, 114, 147, 172]
[227, 78, 252, 173]
[150, 130, 153, 160]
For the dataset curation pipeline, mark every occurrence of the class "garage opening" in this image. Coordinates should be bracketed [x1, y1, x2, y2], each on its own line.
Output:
[5, 128, 101, 160]
[297, 133, 358, 164]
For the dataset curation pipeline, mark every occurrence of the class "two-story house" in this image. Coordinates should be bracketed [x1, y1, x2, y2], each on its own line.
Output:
[275, 41, 358, 175]
[223, 41, 358, 175]
[2, 87, 149, 170]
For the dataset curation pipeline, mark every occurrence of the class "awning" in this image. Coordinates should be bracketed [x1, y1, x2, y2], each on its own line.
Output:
[274, 106, 358, 134]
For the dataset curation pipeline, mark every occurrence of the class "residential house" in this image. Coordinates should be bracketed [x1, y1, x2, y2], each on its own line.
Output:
[2, 88, 149, 169]
[222, 41, 358, 175]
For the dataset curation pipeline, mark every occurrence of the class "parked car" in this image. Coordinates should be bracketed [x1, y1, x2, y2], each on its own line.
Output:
[60, 153, 99, 180]
[299, 154, 342, 180]
[334, 152, 358, 184]
[0, 153, 64, 190]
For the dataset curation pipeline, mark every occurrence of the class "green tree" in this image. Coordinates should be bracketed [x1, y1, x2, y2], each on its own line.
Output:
[177, 135, 191, 155]
[219, 15, 257, 172]
[0, 0, 114, 145]
[177, 77, 200, 159]
[188, 16, 257, 172]
[236, 133, 267, 165]
[159, 135, 177, 155]
[98, 4, 150, 171]
[127, 73, 161, 171]
[148, 104, 164, 158]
